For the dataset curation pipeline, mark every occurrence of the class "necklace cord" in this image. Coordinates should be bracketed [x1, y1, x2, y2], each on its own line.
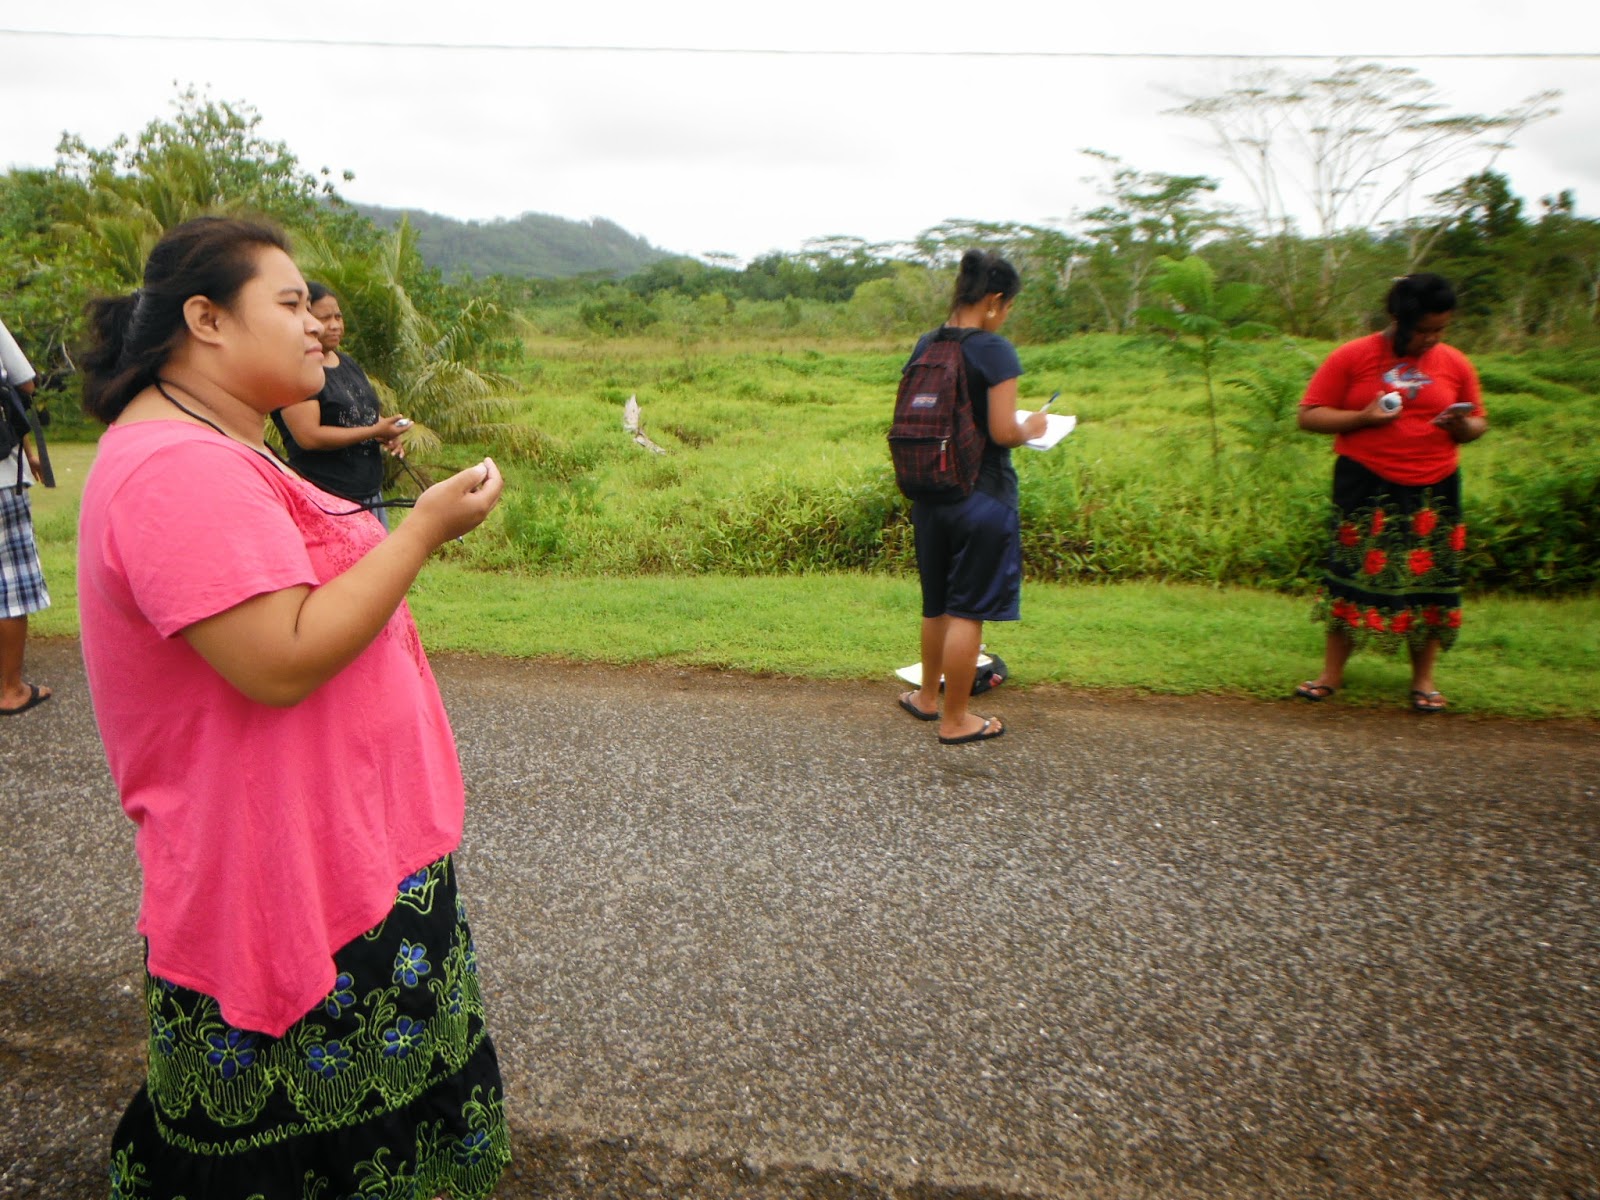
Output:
[154, 379, 416, 517]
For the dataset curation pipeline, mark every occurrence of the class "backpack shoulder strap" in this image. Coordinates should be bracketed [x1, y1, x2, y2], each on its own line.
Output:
[0, 360, 31, 493]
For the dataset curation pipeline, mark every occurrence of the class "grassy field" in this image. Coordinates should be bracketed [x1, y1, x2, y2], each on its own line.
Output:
[380, 332, 1599, 593]
[27, 430, 1600, 719]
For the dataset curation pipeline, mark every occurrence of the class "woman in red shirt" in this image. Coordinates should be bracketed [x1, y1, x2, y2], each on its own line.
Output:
[1294, 274, 1489, 712]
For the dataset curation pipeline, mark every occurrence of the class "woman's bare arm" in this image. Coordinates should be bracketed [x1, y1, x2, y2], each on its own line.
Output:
[985, 378, 1048, 446]
[181, 460, 502, 706]
[278, 398, 409, 451]
[1297, 398, 1400, 435]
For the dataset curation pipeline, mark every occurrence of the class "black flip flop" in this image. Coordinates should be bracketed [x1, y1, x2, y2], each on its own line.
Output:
[899, 691, 938, 722]
[0, 683, 50, 716]
[1294, 681, 1337, 702]
[939, 717, 1005, 745]
[1410, 689, 1447, 713]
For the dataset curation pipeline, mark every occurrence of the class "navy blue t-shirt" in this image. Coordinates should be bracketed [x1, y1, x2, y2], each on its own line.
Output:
[272, 353, 384, 502]
[904, 328, 1024, 506]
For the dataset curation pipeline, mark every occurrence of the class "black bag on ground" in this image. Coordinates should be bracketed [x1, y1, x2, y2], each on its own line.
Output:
[888, 327, 982, 503]
[928, 652, 1008, 695]
[972, 652, 1007, 694]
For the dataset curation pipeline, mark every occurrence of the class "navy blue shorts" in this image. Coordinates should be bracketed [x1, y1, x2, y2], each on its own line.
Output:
[911, 490, 1022, 622]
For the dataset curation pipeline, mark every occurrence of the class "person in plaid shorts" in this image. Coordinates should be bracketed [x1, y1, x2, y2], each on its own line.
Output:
[0, 315, 51, 716]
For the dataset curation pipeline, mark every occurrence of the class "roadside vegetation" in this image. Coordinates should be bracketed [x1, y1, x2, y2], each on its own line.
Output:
[5, 75, 1596, 717]
[368, 334, 1598, 598]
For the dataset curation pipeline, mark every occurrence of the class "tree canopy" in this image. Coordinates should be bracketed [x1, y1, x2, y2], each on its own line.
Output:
[2, 71, 1595, 392]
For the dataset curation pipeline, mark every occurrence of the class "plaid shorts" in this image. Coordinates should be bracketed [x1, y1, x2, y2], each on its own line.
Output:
[0, 487, 50, 618]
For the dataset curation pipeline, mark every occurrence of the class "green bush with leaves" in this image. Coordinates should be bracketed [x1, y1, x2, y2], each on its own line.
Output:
[1137, 254, 1275, 460]
[1469, 448, 1600, 589]
[579, 289, 661, 336]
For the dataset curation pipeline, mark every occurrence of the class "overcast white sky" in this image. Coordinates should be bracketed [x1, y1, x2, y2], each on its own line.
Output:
[4, 2, 1598, 263]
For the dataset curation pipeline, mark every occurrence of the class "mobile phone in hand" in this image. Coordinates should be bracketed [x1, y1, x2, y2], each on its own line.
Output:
[1433, 402, 1473, 425]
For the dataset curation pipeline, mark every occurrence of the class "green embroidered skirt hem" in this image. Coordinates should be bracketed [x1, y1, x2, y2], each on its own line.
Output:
[1314, 455, 1468, 654]
[109, 855, 509, 1200]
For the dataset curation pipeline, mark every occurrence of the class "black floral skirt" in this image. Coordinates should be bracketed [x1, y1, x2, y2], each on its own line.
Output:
[1314, 455, 1468, 653]
[109, 856, 509, 1200]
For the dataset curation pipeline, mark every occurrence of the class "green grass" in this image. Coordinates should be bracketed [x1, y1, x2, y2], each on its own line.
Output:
[25, 441, 92, 639]
[403, 566, 1600, 719]
[392, 333, 1600, 592]
[23, 342, 1600, 721]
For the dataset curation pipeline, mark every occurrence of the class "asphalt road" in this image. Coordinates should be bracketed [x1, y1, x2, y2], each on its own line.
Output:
[3, 638, 1597, 1199]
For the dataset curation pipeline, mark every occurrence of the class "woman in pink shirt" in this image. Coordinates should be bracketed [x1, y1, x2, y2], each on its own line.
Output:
[1294, 273, 1489, 713]
[77, 217, 509, 1199]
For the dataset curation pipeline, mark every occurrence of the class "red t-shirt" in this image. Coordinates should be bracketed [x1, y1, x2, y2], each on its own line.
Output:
[1300, 332, 1486, 486]
[79, 421, 466, 1036]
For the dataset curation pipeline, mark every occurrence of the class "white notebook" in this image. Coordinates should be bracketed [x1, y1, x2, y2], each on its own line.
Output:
[1016, 411, 1077, 450]
[895, 652, 996, 688]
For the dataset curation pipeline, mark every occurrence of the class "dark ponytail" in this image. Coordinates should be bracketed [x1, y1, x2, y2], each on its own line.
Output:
[950, 249, 1021, 312]
[81, 216, 292, 423]
[1385, 273, 1456, 358]
[82, 290, 182, 423]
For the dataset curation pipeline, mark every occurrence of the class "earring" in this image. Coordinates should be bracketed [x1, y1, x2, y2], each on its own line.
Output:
[987, 308, 997, 318]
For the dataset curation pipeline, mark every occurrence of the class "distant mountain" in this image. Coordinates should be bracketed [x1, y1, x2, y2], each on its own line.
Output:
[352, 203, 672, 280]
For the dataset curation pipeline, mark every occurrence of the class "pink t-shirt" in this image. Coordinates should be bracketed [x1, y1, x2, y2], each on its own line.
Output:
[1300, 332, 1486, 486]
[78, 420, 466, 1036]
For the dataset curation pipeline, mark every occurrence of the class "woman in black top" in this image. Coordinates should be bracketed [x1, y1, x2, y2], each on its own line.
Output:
[898, 251, 1047, 745]
[272, 283, 410, 524]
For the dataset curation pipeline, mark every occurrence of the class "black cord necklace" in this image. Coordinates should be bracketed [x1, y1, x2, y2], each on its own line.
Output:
[155, 378, 279, 458]
[155, 379, 417, 517]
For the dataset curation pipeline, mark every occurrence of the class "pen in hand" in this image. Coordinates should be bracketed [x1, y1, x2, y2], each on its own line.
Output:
[1039, 391, 1060, 414]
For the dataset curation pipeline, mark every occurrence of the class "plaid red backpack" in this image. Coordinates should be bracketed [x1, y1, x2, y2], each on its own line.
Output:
[887, 327, 982, 504]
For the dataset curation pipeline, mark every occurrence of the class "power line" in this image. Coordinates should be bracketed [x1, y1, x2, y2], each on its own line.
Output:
[1, 28, 1597, 60]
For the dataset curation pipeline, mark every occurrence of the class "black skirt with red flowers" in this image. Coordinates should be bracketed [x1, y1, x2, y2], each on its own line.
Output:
[1316, 455, 1467, 652]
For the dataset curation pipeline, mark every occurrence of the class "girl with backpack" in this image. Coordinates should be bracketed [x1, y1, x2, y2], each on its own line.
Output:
[897, 250, 1047, 745]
